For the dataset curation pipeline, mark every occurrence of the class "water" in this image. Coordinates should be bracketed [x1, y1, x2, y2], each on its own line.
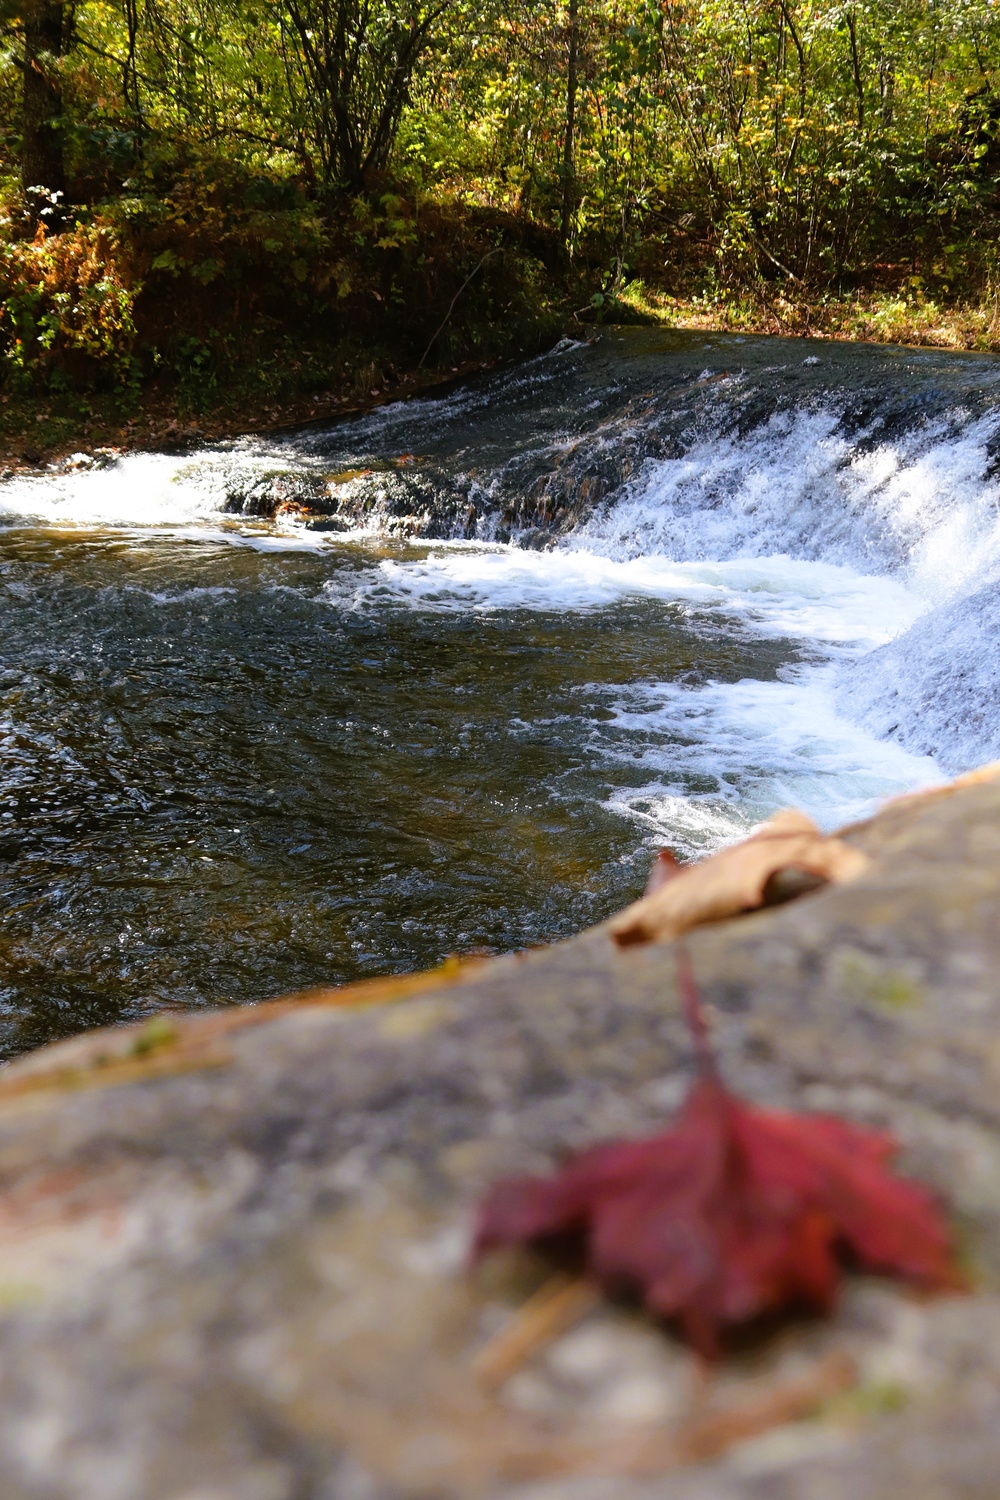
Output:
[5, 326, 1000, 1057]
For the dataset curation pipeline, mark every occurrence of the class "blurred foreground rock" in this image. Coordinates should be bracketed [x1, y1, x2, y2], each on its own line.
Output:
[1, 773, 1000, 1497]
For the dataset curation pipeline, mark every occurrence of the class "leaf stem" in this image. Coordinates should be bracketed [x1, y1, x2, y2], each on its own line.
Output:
[675, 941, 718, 1079]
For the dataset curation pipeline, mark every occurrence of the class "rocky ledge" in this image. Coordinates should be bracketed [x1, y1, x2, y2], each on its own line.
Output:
[1, 772, 1000, 1498]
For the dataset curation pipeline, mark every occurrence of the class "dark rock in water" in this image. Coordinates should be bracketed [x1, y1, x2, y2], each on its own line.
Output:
[516, 527, 555, 550]
[55, 450, 118, 474]
[223, 470, 332, 518]
[304, 516, 351, 533]
[1, 774, 1000, 1496]
[324, 466, 475, 538]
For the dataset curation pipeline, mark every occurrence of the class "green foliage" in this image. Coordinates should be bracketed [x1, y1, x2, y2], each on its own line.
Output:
[406, 0, 1000, 288]
[3, 0, 1000, 412]
[0, 213, 139, 392]
[173, 333, 217, 408]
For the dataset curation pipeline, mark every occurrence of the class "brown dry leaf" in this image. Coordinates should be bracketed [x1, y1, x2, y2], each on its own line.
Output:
[609, 810, 870, 948]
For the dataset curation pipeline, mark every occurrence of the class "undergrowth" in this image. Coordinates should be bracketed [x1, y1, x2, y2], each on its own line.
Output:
[0, 164, 572, 455]
[6, 159, 1000, 467]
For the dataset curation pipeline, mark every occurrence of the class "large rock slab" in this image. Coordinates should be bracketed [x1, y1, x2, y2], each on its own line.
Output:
[1, 774, 1000, 1497]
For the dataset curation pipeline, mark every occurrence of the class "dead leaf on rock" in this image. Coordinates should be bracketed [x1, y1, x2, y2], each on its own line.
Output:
[474, 948, 961, 1359]
[474, 1071, 959, 1358]
[610, 810, 870, 948]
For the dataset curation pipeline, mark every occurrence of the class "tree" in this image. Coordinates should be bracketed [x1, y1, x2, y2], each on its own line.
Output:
[277, 0, 454, 188]
[20, 0, 67, 208]
[559, 0, 578, 246]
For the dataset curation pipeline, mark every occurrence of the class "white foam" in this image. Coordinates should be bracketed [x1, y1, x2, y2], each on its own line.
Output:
[837, 578, 1000, 771]
[0, 453, 218, 530]
[0, 450, 335, 549]
[578, 406, 1000, 607]
[358, 545, 923, 649]
[594, 674, 941, 855]
[158, 525, 331, 552]
[579, 409, 867, 566]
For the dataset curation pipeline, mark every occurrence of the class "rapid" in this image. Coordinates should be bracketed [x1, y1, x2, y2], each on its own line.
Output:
[2, 326, 997, 1055]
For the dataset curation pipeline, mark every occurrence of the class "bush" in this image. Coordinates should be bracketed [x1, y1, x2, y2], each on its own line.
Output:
[0, 214, 139, 394]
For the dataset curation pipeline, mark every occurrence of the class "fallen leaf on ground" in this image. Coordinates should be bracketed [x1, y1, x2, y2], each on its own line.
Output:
[474, 948, 961, 1357]
[610, 810, 870, 948]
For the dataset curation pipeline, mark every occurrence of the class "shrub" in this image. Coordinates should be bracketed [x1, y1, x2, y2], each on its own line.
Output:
[0, 215, 139, 393]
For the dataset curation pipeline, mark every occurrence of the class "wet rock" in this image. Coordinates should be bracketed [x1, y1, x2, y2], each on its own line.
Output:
[516, 527, 555, 550]
[325, 467, 474, 538]
[1, 774, 1000, 1495]
[304, 516, 352, 533]
[52, 448, 119, 475]
[223, 470, 332, 518]
[300, 405, 667, 543]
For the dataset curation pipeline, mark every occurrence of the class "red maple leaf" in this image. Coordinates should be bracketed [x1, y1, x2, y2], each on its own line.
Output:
[474, 947, 962, 1355]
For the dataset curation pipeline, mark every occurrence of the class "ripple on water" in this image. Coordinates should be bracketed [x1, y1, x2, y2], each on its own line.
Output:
[7, 327, 997, 1055]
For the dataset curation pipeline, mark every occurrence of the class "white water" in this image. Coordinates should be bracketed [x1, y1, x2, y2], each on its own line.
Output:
[6, 362, 1000, 850]
[340, 394, 1000, 840]
[361, 548, 922, 645]
[351, 541, 941, 847]
[576, 406, 1000, 594]
[592, 675, 939, 851]
[0, 453, 221, 530]
[0, 449, 336, 548]
[356, 394, 1000, 828]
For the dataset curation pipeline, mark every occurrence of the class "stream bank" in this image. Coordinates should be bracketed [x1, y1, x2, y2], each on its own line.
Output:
[7, 288, 1000, 473]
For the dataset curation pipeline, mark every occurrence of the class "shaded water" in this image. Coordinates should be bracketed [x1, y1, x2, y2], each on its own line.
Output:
[8, 326, 1000, 1057]
[0, 530, 795, 1054]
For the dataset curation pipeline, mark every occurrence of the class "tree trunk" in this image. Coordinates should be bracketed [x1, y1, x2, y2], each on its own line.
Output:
[559, 0, 579, 248]
[123, 0, 142, 128]
[22, 0, 66, 208]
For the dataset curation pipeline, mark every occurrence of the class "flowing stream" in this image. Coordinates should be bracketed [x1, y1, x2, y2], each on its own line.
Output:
[4, 327, 999, 1057]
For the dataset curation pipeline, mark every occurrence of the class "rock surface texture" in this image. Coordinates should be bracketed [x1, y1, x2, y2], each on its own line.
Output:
[1, 774, 1000, 1498]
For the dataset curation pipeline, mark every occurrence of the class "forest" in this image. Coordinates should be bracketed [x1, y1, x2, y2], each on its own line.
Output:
[3, 0, 1000, 443]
